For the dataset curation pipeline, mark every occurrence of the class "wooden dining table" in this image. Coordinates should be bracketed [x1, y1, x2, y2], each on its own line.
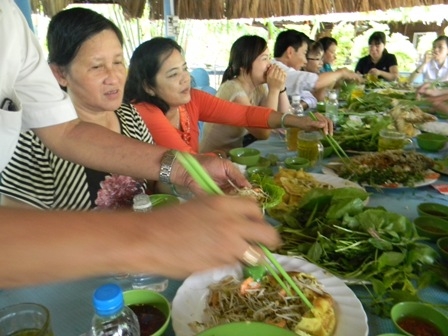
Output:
[1, 129, 448, 336]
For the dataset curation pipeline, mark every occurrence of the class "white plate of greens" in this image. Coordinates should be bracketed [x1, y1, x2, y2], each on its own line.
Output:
[172, 254, 368, 336]
[322, 164, 439, 189]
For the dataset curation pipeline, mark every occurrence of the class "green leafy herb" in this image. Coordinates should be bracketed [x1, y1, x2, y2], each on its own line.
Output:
[271, 188, 441, 316]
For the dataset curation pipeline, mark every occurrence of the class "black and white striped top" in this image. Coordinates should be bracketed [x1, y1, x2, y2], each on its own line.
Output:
[0, 104, 153, 210]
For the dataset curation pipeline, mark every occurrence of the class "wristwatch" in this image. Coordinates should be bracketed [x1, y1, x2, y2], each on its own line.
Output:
[159, 150, 177, 184]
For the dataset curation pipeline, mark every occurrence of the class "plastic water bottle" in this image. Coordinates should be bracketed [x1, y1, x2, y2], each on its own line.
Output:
[130, 194, 169, 292]
[91, 283, 140, 336]
[290, 95, 304, 117]
[286, 95, 304, 151]
[325, 90, 339, 126]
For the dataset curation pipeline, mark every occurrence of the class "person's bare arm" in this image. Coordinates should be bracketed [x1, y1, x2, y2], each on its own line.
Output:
[0, 196, 280, 288]
[34, 119, 165, 182]
[268, 111, 333, 136]
[314, 69, 362, 91]
[409, 52, 431, 83]
[277, 91, 291, 113]
[233, 94, 271, 140]
[32, 119, 250, 194]
[369, 65, 399, 82]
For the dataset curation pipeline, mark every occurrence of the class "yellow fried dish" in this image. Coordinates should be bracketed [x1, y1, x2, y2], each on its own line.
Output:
[190, 271, 336, 336]
[273, 168, 333, 212]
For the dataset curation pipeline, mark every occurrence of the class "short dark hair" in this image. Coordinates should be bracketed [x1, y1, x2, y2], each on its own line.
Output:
[124, 37, 183, 113]
[318, 37, 337, 52]
[368, 31, 386, 45]
[47, 7, 123, 67]
[222, 35, 267, 83]
[307, 41, 323, 56]
[434, 35, 448, 47]
[274, 29, 309, 58]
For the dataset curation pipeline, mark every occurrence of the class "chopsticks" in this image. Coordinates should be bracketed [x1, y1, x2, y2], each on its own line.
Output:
[309, 112, 350, 162]
[175, 151, 313, 310]
[175, 152, 224, 195]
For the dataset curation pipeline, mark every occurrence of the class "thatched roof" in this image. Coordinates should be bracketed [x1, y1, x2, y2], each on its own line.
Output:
[31, 0, 448, 19]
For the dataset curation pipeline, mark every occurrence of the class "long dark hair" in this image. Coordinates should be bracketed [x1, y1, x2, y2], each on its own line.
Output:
[221, 35, 267, 84]
[124, 37, 183, 114]
[47, 7, 123, 67]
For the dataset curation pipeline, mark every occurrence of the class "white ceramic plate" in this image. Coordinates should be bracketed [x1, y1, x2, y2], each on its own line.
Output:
[322, 165, 439, 189]
[308, 172, 364, 190]
[172, 254, 369, 336]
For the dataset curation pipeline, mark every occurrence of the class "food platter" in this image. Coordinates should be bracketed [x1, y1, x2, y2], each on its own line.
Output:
[172, 254, 369, 336]
[308, 172, 364, 190]
[322, 165, 439, 189]
[433, 158, 448, 176]
[417, 121, 448, 136]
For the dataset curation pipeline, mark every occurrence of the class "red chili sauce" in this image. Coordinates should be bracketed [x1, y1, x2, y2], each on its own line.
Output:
[128, 303, 166, 336]
[397, 316, 442, 336]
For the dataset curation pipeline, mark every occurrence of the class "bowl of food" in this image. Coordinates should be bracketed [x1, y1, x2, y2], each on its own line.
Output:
[391, 301, 448, 336]
[123, 289, 171, 336]
[229, 148, 260, 166]
[417, 202, 448, 220]
[246, 165, 273, 178]
[257, 156, 272, 167]
[196, 322, 297, 336]
[416, 132, 448, 152]
[284, 157, 310, 170]
[437, 236, 448, 262]
[414, 216, 448, 240]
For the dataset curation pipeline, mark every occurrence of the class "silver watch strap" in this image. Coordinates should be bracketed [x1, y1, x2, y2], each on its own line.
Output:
[159, 150, 177, 184]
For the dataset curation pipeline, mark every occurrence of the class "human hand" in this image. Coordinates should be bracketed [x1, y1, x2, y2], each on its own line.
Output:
[296, 113, 333, 136]
[171, 154, 251, 195]
[417, 82, 448, 98]
[424, 50, 432, 64]
[368, 68, 381, 77]
[266, 64, 286, 92]
[343, 69, 364, 83]
[134, 196, 282, 278]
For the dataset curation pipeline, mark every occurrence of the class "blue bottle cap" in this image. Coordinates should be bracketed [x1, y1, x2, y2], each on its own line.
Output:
[93, 284, 124, 317]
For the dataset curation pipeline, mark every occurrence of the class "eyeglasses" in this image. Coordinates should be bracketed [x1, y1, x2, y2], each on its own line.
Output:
[307, 58, 323, 61]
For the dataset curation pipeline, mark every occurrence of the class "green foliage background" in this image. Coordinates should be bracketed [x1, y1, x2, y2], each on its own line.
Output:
[34, 4, 441, 77]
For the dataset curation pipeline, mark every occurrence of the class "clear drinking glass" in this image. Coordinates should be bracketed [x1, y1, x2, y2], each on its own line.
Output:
[297, 131, 324, 167]
[378, 129, 414, 152]
[0, 303, 54, 336]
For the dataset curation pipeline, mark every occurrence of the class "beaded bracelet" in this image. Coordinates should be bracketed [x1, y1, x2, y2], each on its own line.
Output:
[279, 87, 287, 93]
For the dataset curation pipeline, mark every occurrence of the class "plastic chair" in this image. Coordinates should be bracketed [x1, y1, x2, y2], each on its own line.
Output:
[190, 68, 217, 141]
[190, 68, 217, 95]
[190, 68, 211, 88]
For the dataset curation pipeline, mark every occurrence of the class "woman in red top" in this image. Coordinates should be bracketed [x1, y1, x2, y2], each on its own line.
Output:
[124, 37, 332, 154]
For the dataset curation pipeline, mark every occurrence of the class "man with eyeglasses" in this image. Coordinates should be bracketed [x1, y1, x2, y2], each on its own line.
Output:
[272, 30, 364, 104]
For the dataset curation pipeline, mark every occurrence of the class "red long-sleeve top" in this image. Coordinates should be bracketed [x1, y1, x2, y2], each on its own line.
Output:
[134, 89, 273, 153]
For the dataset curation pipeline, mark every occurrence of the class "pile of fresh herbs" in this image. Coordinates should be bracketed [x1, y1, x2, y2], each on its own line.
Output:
[269, 187, 441, 316]
[346, 92, 394, 113]
[333, 114, 392, 152]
